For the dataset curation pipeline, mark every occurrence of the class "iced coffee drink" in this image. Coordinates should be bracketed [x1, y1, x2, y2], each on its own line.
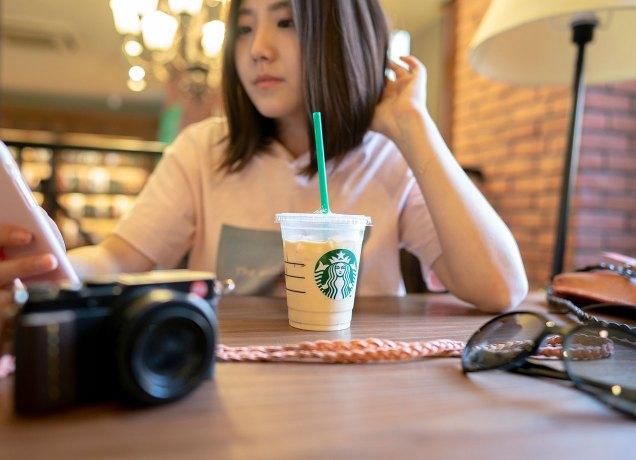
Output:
[275, 213, 371, 331]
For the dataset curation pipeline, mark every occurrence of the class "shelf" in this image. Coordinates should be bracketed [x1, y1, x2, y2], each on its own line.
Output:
[80, 216, 120, 223]
[58, 190, 142, 196]
[0, 128, 166, 155]
[2, 129, 160, 247]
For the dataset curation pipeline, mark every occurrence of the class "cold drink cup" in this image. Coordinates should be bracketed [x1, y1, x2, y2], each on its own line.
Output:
[275, 213, 371, 331]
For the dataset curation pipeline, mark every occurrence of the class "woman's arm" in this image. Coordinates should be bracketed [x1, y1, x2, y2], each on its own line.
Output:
[398, 108, 527, 311]
[68, 235, 155, 279]
[372, 57, 528, 312]
[1, 228, 153, 338]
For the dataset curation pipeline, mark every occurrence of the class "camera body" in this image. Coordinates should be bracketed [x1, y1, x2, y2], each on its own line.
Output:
[14, 270, 220, 413]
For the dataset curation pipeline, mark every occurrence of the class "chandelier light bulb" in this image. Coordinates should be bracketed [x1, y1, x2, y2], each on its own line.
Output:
[169, 0, 204, 15]
[202, 20, 225, 57]
[141, 10, 178, 50]
[110, 0, 135, 16]
[128, 65, 146, 82]
[110, 0, 141, 35]
[112, 0, 226, 94]
[133, 0, 159, 16]
[124, 40, 144, 57]
[127, 78, 147, 92]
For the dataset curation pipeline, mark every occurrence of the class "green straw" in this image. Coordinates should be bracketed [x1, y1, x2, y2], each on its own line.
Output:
[312, 111, 331, 213]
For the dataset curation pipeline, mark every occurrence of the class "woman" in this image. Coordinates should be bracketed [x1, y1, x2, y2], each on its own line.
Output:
[0, 0, 527, 313]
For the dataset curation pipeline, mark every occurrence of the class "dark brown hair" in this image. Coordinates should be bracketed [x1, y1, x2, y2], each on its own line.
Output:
[220, 0, 389, 175]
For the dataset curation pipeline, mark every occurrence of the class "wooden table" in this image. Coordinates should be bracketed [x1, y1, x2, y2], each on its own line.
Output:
[0, 292, 633, 459]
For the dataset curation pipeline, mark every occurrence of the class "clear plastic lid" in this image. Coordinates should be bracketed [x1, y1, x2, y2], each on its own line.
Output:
[275, 212, 372, 226]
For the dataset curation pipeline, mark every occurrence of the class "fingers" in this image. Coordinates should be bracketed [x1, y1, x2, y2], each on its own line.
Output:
[399, 55, 427, 75]
[0, 225, 33, 248]
[400, 55, 426, 72]
[388, 60, 410, 78]
[388, 56, 428, 80]
[0, 254, 58, 287]
[382, 74, 396, 91]
[0, 225, 53, 287]
[0, 289, 12, 307]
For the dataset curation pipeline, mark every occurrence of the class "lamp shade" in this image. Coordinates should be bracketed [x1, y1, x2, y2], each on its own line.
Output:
[470, 0, 636, 84]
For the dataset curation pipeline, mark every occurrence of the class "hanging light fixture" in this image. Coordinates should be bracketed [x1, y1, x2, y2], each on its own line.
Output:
[109, 0, 228, 96]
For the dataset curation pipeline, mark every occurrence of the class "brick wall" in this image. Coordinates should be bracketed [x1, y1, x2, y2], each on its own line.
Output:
[575, 83, 636, 266]
[453, 0, 636, 287]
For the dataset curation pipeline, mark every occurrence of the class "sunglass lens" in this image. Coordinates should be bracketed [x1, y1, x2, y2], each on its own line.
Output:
[564, 325, 636, 417]
[462, 312, 546, 372]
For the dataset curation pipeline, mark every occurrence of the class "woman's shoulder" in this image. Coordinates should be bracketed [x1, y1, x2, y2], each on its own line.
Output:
[164, 116, 228, 169]
[356, 130, 411, 175]
[337, 130, 416, 200]
[170, 116, 228, 153]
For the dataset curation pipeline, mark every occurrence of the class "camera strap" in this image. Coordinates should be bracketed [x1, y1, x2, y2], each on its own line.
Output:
[215, 334, 613, 364]
[467, 334, 613, 362]
[216, 338, 464, 363]
[0, 335, 612, 378]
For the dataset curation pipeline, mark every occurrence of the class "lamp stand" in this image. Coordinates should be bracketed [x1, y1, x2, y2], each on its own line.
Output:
[551, 19, 597, 277]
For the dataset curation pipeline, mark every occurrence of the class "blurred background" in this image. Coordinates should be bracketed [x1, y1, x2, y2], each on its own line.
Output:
[1, 0, 634, 289]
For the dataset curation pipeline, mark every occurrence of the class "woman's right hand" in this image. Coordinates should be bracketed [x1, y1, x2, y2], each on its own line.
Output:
[1, 225, 58, 364]
[0, 225, 58, 306]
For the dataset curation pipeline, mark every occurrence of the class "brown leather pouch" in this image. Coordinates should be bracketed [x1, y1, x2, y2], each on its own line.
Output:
[547, 261, 636, 331]
[552, 267, 636, 307]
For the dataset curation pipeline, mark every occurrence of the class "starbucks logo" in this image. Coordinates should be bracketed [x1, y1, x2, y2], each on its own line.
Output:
[314, 249, 358, 300]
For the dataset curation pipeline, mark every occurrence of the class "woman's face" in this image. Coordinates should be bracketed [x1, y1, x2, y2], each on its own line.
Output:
[335, 263, 346, 277]
[234, 0, 303, 121]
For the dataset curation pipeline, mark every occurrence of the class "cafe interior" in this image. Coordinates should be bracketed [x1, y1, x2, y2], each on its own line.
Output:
[1, 0, 635, 458]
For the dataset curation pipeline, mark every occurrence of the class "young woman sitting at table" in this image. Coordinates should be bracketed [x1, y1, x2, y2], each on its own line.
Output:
[0, 0, 528, 315]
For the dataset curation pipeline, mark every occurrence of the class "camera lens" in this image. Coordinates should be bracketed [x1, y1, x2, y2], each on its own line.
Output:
[137, 315, 208, 394]
[114, 290, 217, 405]
[140, 318, 205, 384]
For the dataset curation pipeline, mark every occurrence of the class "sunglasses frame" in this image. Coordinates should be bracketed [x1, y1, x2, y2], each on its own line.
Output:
[462, 310, 636, 417]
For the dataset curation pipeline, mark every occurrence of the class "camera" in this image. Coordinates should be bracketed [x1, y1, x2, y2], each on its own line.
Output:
[14, 270, 222, 413]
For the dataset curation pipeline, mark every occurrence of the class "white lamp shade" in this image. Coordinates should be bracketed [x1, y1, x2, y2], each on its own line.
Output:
[470, 0, 636, 84]
[141, 10, 179, 51]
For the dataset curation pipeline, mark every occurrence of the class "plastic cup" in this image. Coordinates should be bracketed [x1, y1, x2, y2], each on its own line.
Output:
[275, 213, 372, 331]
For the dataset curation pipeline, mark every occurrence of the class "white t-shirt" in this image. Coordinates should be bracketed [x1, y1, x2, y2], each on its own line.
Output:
[114, 117, 442, 296]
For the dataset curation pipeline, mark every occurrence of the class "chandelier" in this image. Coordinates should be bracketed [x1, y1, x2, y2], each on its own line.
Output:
[109, 0, 228, 96]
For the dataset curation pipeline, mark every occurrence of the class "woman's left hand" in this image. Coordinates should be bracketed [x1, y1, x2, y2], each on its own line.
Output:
[371, 55, 428, 145]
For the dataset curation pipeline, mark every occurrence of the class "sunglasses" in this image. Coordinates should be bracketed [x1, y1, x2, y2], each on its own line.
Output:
[462, 311, 636, 417]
